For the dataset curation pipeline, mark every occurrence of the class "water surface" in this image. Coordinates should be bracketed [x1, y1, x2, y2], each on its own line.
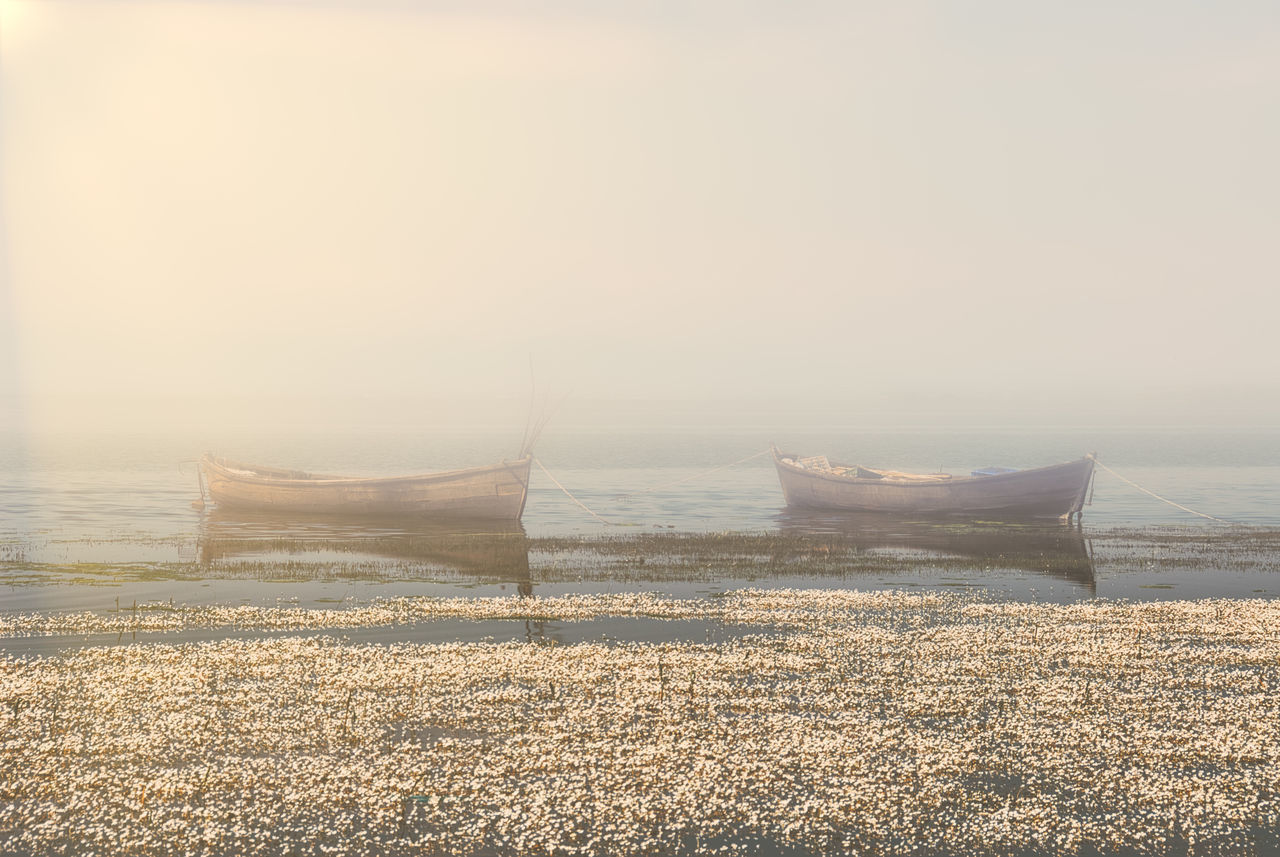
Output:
[3, 427, 1278, 617]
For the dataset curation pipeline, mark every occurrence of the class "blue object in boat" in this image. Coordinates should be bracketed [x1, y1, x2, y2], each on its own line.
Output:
[971, 466, 1019, 477]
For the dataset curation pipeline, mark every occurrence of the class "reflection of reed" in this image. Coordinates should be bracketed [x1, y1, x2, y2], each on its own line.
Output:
[197, 510, 532, 594]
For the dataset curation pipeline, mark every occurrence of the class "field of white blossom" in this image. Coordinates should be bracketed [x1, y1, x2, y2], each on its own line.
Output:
[2, 590, 1278, 856]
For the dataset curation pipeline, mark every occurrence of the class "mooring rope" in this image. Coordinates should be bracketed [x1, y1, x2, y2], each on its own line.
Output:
[178, 459, 209, 509]
[1090, 456, 1240, 525]
[614, 449, 771, 500]
[533, 457, 617, 525]
[540, 449, 1243, 527]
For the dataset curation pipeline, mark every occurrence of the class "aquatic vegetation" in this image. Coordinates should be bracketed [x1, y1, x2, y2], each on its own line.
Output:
[4, 526, 1277, 593]
[0, 591, 719, 637]
[2, 590, 1278, 856]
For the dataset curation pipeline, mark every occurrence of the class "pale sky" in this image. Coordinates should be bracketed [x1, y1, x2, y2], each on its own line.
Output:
[2, 0, 1278, 428]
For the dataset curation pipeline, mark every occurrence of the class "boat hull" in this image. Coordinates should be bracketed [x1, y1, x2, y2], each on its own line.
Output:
[773, 449, 1094, 519]
[200, 455, 532, 521]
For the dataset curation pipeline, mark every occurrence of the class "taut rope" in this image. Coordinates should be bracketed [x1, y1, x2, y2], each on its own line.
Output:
[539, 450, 1245, 527]
[534, 458, 617, 525]
[1090, 456, 1240, 525]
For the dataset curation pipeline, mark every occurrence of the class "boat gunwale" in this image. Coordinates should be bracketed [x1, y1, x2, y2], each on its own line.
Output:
[201, 454, 532, 488]
[771, 446, 1092, 490]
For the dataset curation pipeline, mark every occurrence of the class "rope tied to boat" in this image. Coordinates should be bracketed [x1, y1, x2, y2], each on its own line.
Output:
[533, 457, 619, 526]
[1089, 455, 1242, 526]
[178, 459, 209, 510]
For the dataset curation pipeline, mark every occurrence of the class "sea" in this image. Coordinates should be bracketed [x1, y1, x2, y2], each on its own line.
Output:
[1, 424, 1277, 631]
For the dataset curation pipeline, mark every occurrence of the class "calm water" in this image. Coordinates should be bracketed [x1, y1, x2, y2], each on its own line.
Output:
[2, 427, 1279, 619]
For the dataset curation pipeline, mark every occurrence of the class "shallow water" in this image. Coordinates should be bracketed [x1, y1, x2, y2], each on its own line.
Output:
[2, 427, 1279, 615]
[0, 616, 763, 657]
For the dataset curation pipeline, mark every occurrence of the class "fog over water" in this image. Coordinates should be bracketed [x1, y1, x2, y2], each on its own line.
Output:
[2, 0, 1278, 436]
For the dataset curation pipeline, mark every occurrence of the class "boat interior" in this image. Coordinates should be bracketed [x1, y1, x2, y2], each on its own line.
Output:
[779, 453, 955, 483]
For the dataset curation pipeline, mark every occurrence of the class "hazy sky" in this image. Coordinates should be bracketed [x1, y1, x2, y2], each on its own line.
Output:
[2, 0, 1278, 427]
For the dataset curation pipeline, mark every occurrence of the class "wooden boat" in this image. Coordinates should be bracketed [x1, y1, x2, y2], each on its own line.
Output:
[772, 446, 1095, 520]
[199, 454, 531, 521]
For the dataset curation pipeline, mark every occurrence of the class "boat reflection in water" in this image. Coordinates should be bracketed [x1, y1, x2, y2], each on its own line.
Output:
[195, 509, 1095, 601]
[775, 510, 1096, 596]
[197, 509, 533, 595]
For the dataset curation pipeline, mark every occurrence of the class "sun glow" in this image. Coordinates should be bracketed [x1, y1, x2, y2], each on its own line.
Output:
[0, 0, 43, 53]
